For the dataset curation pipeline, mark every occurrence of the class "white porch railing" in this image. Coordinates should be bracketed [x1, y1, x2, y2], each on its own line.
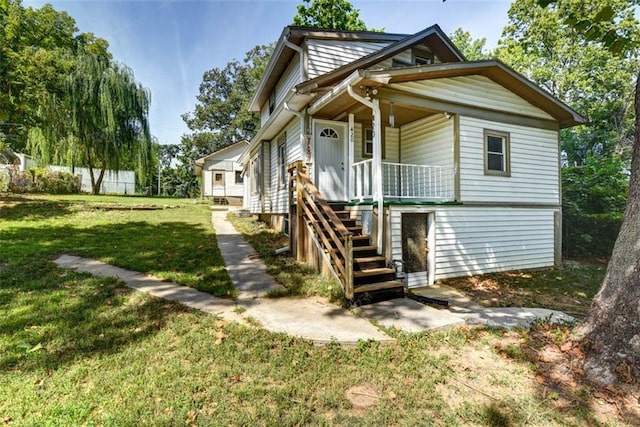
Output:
[351, 160, 455, 201]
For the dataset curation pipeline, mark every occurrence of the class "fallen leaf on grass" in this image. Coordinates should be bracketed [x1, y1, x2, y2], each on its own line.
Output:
[535, 375, 546, 385]
[560, 341, 573, 352]
[3, 417, 13, 424]
[185, 410, 197, 424]
[214, 331, 226, 345]
[34, 379, 44, 387]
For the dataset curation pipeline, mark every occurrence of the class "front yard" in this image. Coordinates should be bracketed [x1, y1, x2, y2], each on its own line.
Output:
[0, 195, 636, 425]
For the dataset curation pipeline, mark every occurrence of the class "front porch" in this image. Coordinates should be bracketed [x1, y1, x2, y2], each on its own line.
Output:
[351, 159, 455, 202]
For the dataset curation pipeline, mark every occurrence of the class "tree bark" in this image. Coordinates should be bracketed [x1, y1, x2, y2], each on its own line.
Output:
[579, 72, 640, 387]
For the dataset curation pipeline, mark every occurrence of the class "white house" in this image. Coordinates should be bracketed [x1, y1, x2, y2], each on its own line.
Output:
[239, 25, 586, 301]
[195, 140, 249, 205]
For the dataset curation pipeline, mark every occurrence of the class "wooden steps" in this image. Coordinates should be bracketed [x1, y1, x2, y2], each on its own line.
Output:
[322, 202, 405, 303]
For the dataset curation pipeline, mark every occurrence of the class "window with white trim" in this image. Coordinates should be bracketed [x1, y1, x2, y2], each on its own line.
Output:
[235, 171, 243, 184]
[484, 129, 510, 176]
[277, 135, 287, 187]
[268, 90, 276, 114]
[362, 126, 385, 159]
[250, 154, 262, 193]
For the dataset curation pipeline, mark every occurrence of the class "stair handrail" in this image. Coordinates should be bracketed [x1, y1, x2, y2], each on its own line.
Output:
[289, 161, 354, 299]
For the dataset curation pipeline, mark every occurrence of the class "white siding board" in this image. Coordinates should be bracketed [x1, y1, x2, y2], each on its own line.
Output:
[400, 114, 454, 166]
[394, 75, 555, 120]
[459, 116, 560, 204]
[275, 54, 301, 107]
[269, 118, 301, 214]
[306, 39, 391, 78]
[388, 206, 557, 280]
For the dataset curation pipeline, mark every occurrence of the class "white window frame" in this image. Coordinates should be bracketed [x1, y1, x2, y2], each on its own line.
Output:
[362, 126, 385, 159]
[484, 129, 510, 177]
[277, 135, 287, 188]
[250, 153, 262, 194]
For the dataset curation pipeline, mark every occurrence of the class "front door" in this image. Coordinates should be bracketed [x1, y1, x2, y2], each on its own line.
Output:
[314, 121, 346, 201]
[401, 212, 433, 288]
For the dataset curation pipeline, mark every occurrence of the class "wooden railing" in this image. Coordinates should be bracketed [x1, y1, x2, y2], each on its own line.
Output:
[288, 161, 354, 299]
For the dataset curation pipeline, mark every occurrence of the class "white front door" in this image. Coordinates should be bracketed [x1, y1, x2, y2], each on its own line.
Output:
[314, 120, 346, 201]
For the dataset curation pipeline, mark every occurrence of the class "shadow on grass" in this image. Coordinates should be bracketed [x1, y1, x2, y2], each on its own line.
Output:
[0, 220, 234, 297]
[499, 323, 640, 426]
[0, 196, 76, 221]
[0, 259, 192, 373]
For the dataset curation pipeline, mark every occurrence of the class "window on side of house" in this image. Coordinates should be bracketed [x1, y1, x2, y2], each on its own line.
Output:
[268, 90, 276, 114]
[235, 171, 243, 184]
[250, 154, 262, 194]
[277, 136, 287, 187]
[362, 126, 385, 159]
[484, 129, 510, 176]
[214, 171, 224, 184]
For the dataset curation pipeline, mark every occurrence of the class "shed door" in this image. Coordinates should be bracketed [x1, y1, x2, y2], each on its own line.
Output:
[401, 212, 433, 288]
[315, 122, 346, 201]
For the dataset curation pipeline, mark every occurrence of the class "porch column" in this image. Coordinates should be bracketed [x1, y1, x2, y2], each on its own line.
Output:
[348, 113, 355, 200]
[372, 98, 384, 253]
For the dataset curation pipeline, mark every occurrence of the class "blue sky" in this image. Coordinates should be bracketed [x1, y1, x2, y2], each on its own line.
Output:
[24, 0, 512, 145]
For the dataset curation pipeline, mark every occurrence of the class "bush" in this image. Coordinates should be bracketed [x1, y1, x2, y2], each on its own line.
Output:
[6, 168, 81, 194]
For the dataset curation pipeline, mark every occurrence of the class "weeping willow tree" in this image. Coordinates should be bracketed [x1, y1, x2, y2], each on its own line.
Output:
[29, 54, 151, 194]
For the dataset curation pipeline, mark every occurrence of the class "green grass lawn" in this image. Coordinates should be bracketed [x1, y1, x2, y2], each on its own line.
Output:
[0, 194, 633, 426]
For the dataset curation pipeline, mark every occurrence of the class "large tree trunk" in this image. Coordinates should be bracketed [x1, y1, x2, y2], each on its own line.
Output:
[579, 72, 640, 387]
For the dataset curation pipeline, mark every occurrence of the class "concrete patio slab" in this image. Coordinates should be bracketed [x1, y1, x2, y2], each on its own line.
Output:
[357, 298, 466, 332]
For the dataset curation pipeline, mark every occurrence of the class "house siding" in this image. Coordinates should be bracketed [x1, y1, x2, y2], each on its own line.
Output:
[394, 75, 555, 120]
[259, 54, 302, 127]
[306, 39, 391, 79]
[388, 205, 557, 281]
[268, 118, 302, 214]
[400, 114, 453, 166]
[459, 116, 560, 204]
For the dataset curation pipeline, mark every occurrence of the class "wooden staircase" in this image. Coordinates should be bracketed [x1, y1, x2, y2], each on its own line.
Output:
[327, 203, 404, 303]
[289, 161, 404, 304]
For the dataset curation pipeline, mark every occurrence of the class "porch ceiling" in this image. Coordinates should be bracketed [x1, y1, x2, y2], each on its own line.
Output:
[311, 90, 439, 126]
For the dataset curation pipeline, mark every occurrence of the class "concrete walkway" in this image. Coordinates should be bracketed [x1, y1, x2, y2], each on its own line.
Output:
[53, 208, 575, 344]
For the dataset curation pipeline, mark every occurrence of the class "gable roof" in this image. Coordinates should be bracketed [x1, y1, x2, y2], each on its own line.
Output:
[295, 24, 465, 95]
[249, 26, 412, 112]
[306, 61, 586, 129]
[194, 140, 249, 175]
[359, 61, 587, 128]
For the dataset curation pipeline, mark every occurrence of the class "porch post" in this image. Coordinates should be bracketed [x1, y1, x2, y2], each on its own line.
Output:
[372, 98, 384, 254]
[348, 113, 355, 201]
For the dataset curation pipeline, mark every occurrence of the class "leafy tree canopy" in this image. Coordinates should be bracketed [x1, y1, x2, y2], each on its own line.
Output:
[0, 0, 111, 151]
[448, 28, 492, 61]
[292, 0, 370, 31]
[496, 0, 640, 165]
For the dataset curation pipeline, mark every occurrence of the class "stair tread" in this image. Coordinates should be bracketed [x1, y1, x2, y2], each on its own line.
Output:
[354, 280, 405, 294]
[353, 267, 395, 277]
[354, 256, 387, 263]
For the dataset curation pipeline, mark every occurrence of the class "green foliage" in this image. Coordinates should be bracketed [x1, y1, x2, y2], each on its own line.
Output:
[4, 168, 81, 194]
[562, 156, 628, 256]
[29, 54, 152, 195]
[182, 44, 272, 146]
[448, 28, 492, 60]
[292, 0, 371, 31]
[0, 0, 110, 151]
[496, 0, 640, 166]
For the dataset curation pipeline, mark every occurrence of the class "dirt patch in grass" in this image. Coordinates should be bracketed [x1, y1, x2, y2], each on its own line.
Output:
[441, 263, 605, 318]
